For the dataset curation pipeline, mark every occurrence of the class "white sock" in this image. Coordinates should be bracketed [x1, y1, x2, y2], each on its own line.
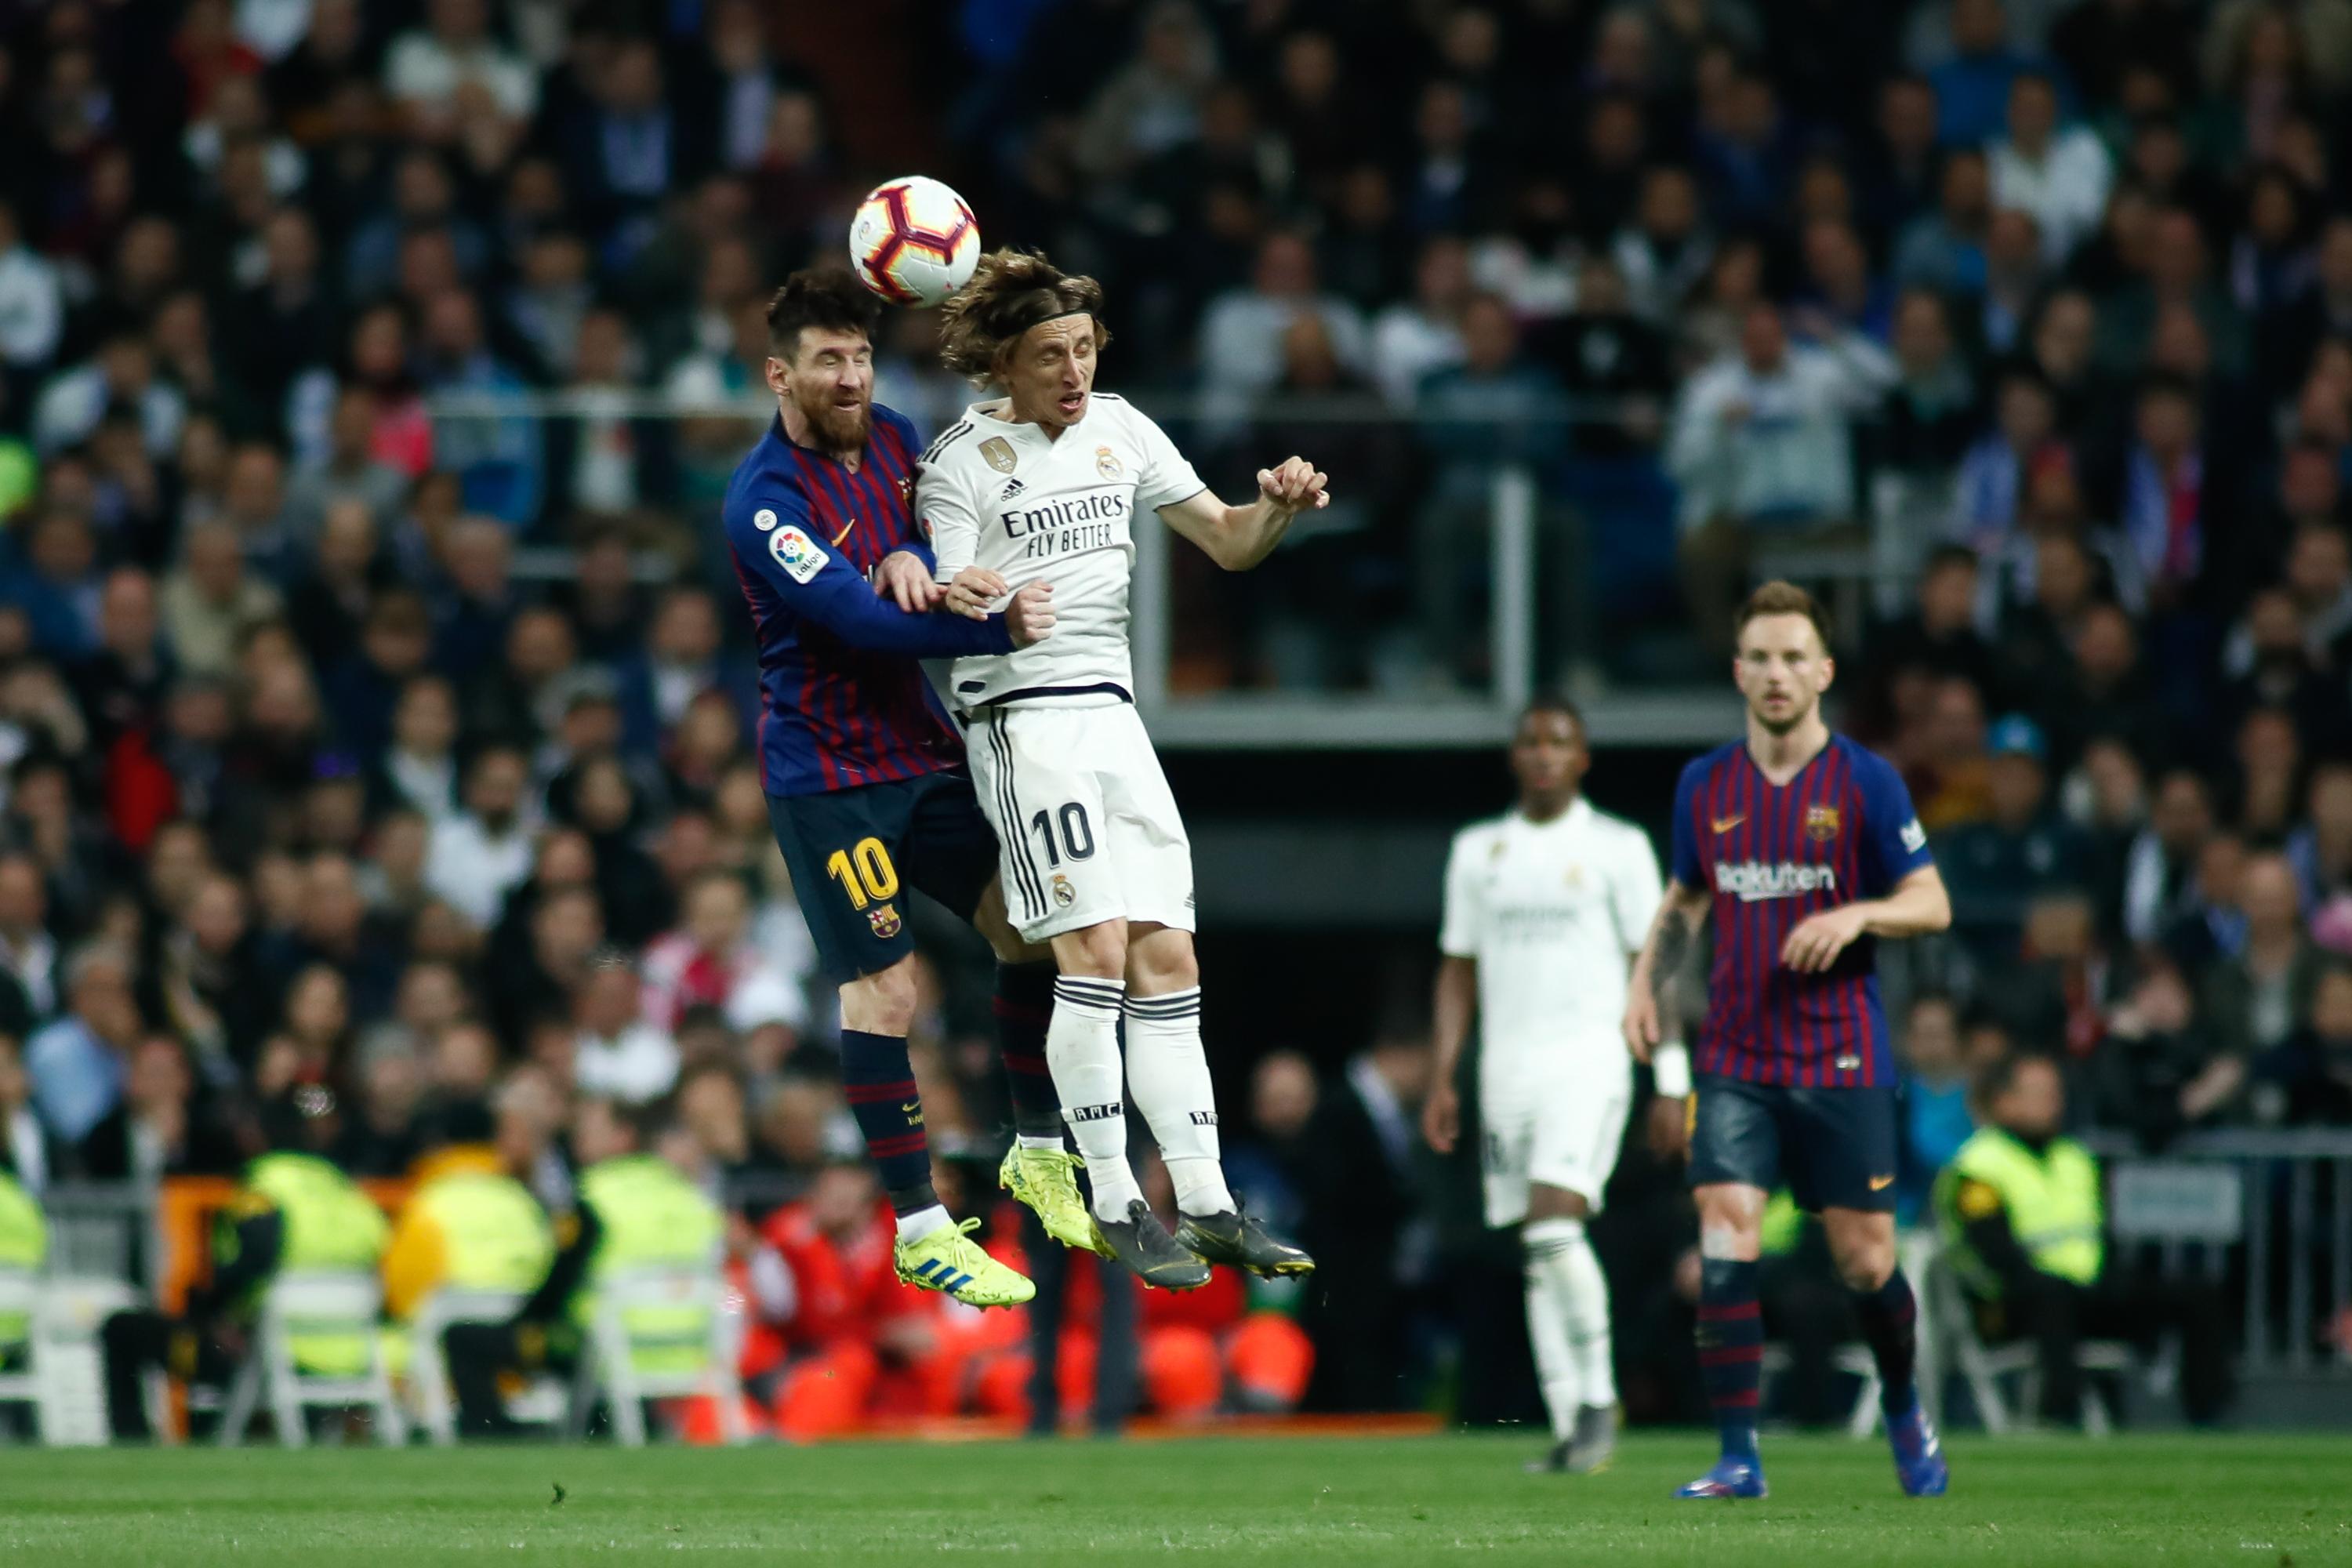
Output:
[1122, 987, 1234, 1215]
[1527, 1215, 1616, 1411]
[1523, 1259, 1581, 1439]
[895, 1203, 953, 1243]
[1017, 1134, 1065, 1152]
[1051, 975, 1142, 1220]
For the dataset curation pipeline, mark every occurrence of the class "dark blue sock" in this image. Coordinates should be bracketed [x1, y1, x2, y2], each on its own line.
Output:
[1697, 1258, 1762, 1461]
[1853, 1269, 1921, 1415]
[840, 1029, 935, 1214]
[993, 961, 1063, 1141]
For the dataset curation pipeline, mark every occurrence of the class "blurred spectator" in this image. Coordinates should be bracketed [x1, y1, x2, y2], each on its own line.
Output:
[25, 944, 143, 1145]
[1614, 164, 1714, 325]
[0, 200, 63, 387]
[0, 1035, 52, 1192]
[2252, 960, 2352, 1124]
[572, 951, 679, 1104]
[1369, 237, 1470, 411]
[640, 869, 800, 1037]
[75, 1034, 238, 1180]
[287, 387, 411, 538]
[385, 0, 538, 136]
[1896, 993, 1974, 1221]
[161, 522, 285, 680]
[424, 744, 535, 930]
[1878, 291, 1980, 481]
[2201, 851, 2320, 1087]
[1198, 232, 1369, 420]
[1294, 1031, 1430, 1413]
[1940, 715, 2089, 962]
[1895, 147, 1994, 294]
[1988, 73, 2112, 264]
[0, 855, 56, 1028]
[417, 290, 539, 526]
[1669, 303, 1867, 647]
[1926, 0, 2045, 147]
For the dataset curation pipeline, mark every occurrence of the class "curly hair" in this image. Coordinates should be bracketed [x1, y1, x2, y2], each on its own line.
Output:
[935, 249, 1111, 383]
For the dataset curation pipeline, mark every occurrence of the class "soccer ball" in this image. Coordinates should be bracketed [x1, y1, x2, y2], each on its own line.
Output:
[848, 176, 980, 308]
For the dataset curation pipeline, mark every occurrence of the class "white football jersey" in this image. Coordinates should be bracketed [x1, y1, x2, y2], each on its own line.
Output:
[916, 394, 1206, 709]
[1439, 799, 1664, 1106]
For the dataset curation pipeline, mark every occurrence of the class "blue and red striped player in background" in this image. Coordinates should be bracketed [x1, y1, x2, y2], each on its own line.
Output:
[1624, 582, 1955, 1500]
[722, 270, 1099, 1308]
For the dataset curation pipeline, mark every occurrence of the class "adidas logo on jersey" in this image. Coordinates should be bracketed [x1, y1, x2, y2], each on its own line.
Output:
[999, 477, 1025, 502]
[1715, 860, 1840, 902]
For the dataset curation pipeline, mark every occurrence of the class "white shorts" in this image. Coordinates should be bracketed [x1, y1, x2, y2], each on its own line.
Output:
[1480, 1070, 1632, 1227]
[965, 702, 1196, 943]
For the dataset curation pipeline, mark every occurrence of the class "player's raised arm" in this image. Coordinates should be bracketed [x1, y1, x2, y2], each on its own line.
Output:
[1159, 456, 1331, 572]
[731, 489, 1050, 655]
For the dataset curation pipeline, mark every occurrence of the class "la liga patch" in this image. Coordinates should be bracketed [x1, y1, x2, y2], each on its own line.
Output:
[771, 524, 828, 583]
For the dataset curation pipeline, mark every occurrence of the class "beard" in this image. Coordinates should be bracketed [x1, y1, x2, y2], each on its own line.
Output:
[1750, 694, 1814, 735]
[796, 388, 871, 452]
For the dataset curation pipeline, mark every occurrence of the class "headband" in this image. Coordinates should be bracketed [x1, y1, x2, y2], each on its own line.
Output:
[1005, 301, 1093, 338]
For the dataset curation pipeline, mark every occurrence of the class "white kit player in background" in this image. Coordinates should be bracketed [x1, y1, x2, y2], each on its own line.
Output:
[916, 249, 1327, 1289]
[1424, 699, 1680, 1475]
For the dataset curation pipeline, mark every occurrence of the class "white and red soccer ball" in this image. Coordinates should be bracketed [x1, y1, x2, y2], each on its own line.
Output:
[848, 176, 979, 308]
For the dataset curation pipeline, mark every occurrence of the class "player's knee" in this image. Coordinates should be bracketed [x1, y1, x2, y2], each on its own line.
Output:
[1053, 920, 1127, 979]
[1695, 1186, 1763, 1260]
[1126, 924, 1198, 992]
[971, 882, 1042, 963]
[840, 960, 919, 1035]
[1834, 1247, 1893, 1293]
[1525, 1183, 1590, 1222]
[1827, 1230, 1894, 1291]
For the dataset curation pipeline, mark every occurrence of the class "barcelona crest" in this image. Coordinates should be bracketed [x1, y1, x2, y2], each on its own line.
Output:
[1804, 804, 1842, 842]
[867, 903, 903, 938]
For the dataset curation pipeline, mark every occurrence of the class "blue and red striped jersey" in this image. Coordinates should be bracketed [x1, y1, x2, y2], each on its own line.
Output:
[722, 405, 1014, 798]
[1668, 732, 1933, 1087]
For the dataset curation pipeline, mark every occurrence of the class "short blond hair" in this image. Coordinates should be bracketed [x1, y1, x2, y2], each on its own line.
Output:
[1734, 580, 1834, 651]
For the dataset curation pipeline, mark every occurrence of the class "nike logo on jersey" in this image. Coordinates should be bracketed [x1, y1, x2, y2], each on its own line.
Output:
[831, 517, 856, 546]
[1869, 1174, 1895, 1190]
[1712, 815, 1746, 833]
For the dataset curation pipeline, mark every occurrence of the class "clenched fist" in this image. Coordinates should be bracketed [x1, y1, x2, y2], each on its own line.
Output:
[1006, 581, 1056, 648]
[1257, 455, 1330, 513]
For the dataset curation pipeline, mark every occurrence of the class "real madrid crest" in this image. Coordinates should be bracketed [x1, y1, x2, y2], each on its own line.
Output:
[980, 437, 1017, 474]
[1051, 873, 1076, 908]
[1094, 445, 1123, 480]
[1805, 804, 1842, 842]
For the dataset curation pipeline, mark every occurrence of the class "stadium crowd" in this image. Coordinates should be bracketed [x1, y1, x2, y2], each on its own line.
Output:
[0, 0, 2347, 1437]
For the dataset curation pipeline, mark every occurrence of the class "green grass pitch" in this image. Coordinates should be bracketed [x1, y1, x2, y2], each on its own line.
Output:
[1, 1432, 2346, 1566]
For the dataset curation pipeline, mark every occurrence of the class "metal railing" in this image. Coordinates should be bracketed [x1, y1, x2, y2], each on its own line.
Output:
[2089, 1130, 2352, 1375]
[32, 1132, 2352, 1380]
[419, 387, 1790, 750]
